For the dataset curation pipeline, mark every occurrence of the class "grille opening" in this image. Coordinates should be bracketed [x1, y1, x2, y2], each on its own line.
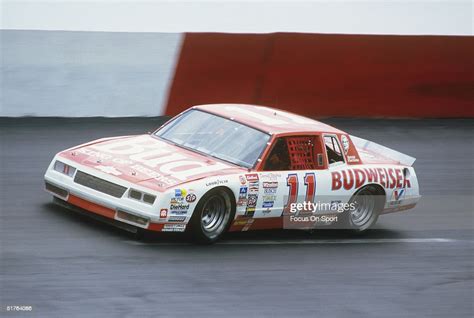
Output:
[74, 171, 127, 198]
[116, 210, 149, 226]
[129, 189, 142, 200]
[143, 194, 156, 204]
[45, 182, 68, 198]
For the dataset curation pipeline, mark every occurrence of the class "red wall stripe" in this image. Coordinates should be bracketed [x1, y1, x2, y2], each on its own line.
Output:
[165, 33, 474, 118]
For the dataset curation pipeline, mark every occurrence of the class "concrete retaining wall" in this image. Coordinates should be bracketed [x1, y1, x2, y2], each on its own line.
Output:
[1, 30, 182, 117]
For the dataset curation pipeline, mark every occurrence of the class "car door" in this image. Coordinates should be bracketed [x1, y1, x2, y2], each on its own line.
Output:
[255, 134, 328, 218]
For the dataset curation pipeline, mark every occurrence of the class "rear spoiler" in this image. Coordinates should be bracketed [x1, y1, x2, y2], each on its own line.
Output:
[350, 135, 416, 166]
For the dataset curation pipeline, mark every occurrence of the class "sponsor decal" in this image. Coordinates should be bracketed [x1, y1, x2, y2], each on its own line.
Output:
[185, 193, 197, 203]
[341, 135, 350, 154]
[245, 207, 255, 217]
[169, 210, 187, 215]
[239, 175, 246, 185]
[175, 189, 187, 197]
[237, 199, 248, 207]
[389, 188, 406, 206]
[245, 176, 259, 214]
[131, 164, 176, 185]
[205, 179, 229, 187]
[260, 172, 281, 181]
[331, 168, 411, 190]
[234, 217, 254, 229]
[249, 186, 258, 193]
[77, 148, 112, 160]
[168, 216, 186, 222]
[393, 189, 405, 200]
[171, 189, 196, 206]
[159, 209, 168, 218]
[347, 155, 360, 163]
[233, 219, 248, 226]
[162, 224, 186, 232]
[170, 198, 182, 204]
[245, 173, 259, 182]
[384, 203, 416, 213]
[249, 185, 259, 193]
[247, 194, 258, 207]
[263, 181, 278, 188]
[94, 165, 122, 176]
[237, 186, 248, 206]
[170, 189, 190, 213]
[170, 203, 190, 211]
[263, 195, 276, 201]
[237, 199, 247, 207]
[264, 187, 277, 195]
[262, 201, 274, 208]
[91, 135, 230, 182]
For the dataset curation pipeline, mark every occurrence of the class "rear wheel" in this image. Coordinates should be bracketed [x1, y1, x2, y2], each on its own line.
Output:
[347, 186, 383, 232]
[189, 188, 235, 244]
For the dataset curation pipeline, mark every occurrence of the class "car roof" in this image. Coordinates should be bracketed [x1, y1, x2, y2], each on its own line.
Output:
[193, 104, 345, 135]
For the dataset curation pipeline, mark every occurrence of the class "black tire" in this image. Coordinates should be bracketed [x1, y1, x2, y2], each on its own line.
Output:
[344, 185, 384, 232]
[188, 187, 235, 244]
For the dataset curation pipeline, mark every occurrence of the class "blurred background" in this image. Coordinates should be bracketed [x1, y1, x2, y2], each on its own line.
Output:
[1, 0, 473, 118]
[1, 1, 473, 317]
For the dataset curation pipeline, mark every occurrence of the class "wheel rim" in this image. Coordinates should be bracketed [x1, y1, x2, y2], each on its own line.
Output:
[350, 190, 375, 227]
[200, 191, 231, 239]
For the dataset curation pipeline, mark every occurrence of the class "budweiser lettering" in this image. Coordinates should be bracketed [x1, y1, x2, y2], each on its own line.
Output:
[332, 168, 411, 190]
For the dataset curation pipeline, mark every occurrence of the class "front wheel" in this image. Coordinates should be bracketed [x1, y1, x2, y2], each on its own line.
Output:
[189, 188, 235, 244]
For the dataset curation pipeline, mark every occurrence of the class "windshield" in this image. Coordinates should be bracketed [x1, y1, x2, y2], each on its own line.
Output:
[155, 110, 271, 168]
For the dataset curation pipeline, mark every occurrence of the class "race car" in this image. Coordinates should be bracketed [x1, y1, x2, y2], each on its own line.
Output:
[44, 104, 421, 243]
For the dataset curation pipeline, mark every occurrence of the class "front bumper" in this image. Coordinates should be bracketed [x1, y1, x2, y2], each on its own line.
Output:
[52, 196, 147, 233]
[44, 157, 186, 232]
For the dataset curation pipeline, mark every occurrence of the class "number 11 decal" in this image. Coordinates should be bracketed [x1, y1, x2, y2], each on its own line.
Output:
[283, 173, 316, 214]
[304, 173, 316, 202]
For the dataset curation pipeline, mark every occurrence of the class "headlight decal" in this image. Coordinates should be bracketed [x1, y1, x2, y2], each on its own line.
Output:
[54, 161, 76, 177]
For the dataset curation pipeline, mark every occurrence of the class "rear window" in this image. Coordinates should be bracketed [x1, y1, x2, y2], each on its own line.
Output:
[324, 135, 345, 165]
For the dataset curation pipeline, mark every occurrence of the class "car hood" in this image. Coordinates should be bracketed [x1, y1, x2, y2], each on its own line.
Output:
[58, 134, 244, 192]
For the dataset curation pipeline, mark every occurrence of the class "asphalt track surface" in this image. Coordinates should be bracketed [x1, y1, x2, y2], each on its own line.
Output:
[1, 117, 473, 318]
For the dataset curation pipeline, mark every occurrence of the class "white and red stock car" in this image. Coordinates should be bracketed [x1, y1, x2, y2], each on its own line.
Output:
[44, 104, 421, 243]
